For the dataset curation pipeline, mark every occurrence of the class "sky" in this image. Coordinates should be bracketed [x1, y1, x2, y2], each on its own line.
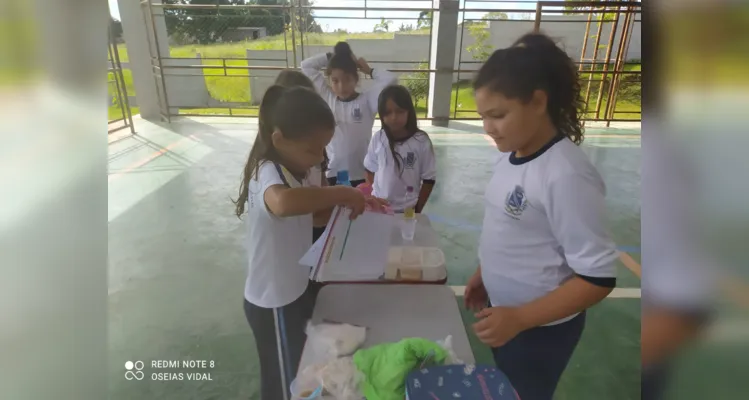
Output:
[108, 1, 567, 33]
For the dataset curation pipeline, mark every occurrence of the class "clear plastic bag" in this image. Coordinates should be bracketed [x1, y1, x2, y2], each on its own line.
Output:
[305, 321, 367, 359]
[436, 335, 464, 365]
[298, 357, 364, 400]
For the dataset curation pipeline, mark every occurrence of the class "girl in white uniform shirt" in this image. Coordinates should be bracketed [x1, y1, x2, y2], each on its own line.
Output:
[301, 41, 397, 187]
[364, 85, 436, 213]
[464, 33, 618, 400]
[233, 86, 379, 400]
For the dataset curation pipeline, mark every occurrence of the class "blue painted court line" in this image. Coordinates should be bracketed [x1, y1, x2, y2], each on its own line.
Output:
[426, 213, 640, 253]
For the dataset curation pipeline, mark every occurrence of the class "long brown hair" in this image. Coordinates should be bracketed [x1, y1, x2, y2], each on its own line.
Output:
[274, 69, 329, 172]
[233, 85, 335, 218]
[377, 84, 430, 175]
[473, 32, 585, 145]
[275, 69, 315, 91]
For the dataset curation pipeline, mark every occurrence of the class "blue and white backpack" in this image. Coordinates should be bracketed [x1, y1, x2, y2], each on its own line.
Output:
[405, 364, 520, 400]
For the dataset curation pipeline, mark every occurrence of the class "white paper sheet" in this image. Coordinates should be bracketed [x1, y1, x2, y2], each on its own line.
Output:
[300, 207, 394, 282]
[299, 228, 329, 268]
[299, 207, 341, 273]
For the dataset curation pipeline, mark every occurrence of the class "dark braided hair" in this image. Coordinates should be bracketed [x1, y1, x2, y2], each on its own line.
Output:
[473, 32, 585, 145]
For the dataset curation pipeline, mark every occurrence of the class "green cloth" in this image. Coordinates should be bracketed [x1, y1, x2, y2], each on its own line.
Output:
[353, 338, 448, 400]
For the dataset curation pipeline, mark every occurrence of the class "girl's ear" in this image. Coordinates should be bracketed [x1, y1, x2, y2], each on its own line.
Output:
[270, 129, 285, 149]
[531, 89, 548, 116]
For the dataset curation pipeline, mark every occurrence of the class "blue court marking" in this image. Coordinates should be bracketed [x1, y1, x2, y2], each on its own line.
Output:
[426, 213, 640, 253]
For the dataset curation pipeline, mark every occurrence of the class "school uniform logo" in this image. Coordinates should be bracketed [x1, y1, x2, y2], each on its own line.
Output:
[405, 151, 416, 169]
[505, 185, 528, 217]
[352, 104, 362, 122]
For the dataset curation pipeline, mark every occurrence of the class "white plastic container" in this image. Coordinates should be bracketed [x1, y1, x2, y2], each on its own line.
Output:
[385, 246, 446, 281]
[289, 374, 323, 399]
[400, 218, 417, 241]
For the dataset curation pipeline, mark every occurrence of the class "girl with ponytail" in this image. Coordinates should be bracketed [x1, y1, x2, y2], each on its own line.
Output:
[301, 41, 397, 187]
[465, 32, 618, 400]
[234, 85, 381, 399]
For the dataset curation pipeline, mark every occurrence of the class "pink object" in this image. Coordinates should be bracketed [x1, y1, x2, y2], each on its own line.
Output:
[357, 183, 394, 215]
[356, 182, 373, 196]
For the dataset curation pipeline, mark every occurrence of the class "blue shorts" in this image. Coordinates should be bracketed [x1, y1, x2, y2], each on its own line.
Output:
[491, 311, 586, 400]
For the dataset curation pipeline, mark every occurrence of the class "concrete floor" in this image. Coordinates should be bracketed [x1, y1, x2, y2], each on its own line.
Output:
[108, 117, 641, 399]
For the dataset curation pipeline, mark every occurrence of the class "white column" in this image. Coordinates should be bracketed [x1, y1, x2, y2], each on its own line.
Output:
[427, 0, 459, 127]
[117, 0, 170, 120]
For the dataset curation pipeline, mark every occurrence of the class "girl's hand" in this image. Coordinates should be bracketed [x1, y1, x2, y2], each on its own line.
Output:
[472, 307, 528, 348]
[464, 270, 488, 312]
[356, 57, 373, 75]
[365, 196, 388, 212]
[334, 186, 367, 219]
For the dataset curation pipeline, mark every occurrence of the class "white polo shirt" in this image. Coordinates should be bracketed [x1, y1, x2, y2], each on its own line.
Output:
[301, 53, 397, 181]
[244, 161, 312, 308]
[478, 136, 618, 325]
[363, 130, 437, 211]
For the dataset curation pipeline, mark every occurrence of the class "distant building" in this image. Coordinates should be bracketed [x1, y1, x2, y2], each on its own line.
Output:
[222, 27, 268, 42]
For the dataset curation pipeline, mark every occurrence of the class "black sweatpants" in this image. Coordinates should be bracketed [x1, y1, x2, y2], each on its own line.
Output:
[491, 311, 586, 400]
[642, 362, 671, 400]
[243, 281, 323, 400]
[326, 177, 365, 187]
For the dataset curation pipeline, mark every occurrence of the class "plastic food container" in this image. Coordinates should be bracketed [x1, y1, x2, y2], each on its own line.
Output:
[385, 246, 446, 281]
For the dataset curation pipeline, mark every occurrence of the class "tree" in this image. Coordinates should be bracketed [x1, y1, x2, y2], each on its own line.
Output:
[289, 0, 323, 34]
[564, 0, 617, 21]
[373, 17, 393, 33]
[162, 0, 322, 44]
[466, 12, 507, 62]
[402, 61, 429, 106]
[398, 23, 414, 32]
[417, 11, 432, 29]
[483, 11, 508, 21]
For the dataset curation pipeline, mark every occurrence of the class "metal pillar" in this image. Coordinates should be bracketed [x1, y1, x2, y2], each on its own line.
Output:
[427, 0, 459, 127]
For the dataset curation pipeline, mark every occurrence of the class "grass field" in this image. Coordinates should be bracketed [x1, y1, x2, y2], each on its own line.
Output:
[108, 31, 641, 121]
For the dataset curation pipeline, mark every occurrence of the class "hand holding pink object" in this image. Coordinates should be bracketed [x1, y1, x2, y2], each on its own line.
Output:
[356, 182, 373, 196]
[357, 183, 393, 214]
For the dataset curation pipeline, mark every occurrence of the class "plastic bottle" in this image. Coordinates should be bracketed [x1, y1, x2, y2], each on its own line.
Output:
[336, 170, 350, 186]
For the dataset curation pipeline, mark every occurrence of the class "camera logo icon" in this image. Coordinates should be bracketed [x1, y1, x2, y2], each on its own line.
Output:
[125, 361, 144, 381]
